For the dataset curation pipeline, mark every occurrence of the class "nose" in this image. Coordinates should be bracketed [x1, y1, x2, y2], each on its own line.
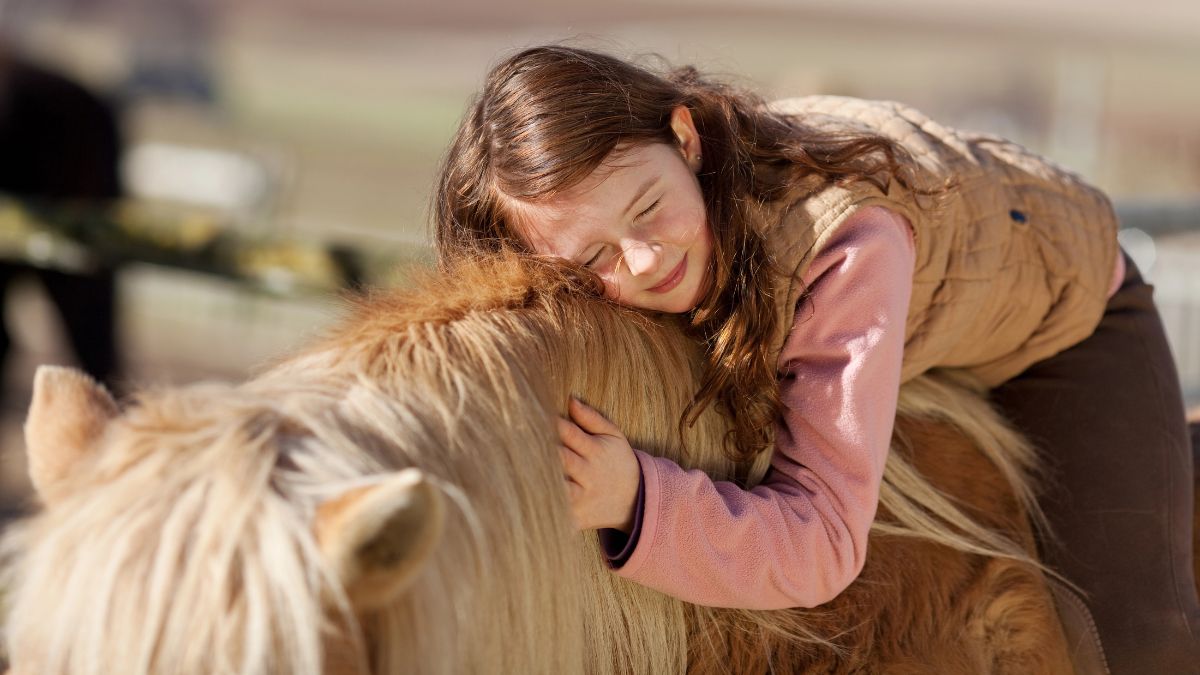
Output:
[621, 239, 662, 277]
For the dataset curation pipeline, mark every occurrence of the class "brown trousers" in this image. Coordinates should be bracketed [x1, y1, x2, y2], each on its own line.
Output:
[990, 251, 1200, 674]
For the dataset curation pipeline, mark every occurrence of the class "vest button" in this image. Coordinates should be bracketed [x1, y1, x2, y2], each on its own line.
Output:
[1009, 209, 1028, 223]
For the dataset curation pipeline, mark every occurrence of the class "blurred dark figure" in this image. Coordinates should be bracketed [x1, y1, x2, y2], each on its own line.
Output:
[0, 46, 122, 392]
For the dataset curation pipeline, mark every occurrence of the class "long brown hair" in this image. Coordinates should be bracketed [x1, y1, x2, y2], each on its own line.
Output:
[433, 45, 935, 463]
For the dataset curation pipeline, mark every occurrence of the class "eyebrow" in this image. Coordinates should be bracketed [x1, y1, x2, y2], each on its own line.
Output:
[621, 176, 659, 220]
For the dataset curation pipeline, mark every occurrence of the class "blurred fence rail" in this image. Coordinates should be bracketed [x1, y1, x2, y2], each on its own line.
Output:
[0, 194, 1195, 403]
[1115, 200, 1200, 238]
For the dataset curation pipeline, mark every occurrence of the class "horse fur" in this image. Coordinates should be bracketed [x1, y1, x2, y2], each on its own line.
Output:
[1, 254, 1073, 674]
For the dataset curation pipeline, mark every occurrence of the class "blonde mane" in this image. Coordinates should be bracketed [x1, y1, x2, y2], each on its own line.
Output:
[1, 254, 1053, 674]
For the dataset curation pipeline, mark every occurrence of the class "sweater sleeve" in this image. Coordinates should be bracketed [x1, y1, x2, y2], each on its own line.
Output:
[608, 205, 916, 610]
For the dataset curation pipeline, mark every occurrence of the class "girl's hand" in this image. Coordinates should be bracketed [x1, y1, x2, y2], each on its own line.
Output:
[558, 397, 641, 532]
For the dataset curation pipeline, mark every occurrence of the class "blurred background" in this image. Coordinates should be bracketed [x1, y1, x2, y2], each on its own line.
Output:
[0, 0, 1197, 516]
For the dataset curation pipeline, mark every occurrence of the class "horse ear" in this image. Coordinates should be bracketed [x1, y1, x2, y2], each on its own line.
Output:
[314, 468, 445, 612]
[24, 365, 119, 503]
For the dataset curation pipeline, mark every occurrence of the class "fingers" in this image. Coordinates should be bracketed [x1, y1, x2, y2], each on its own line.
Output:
[568, 397, 619, 435]
[557, 416, 594, 452]
[559, 444, 587, 484]
[561, 446, 586, 528]
[562, 471, 584, 530]
[565, 477, 583, 502]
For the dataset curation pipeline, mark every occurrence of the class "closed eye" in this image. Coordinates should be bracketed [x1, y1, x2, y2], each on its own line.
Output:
[584, 246, 606, 268]
[636, 198, 662, 220]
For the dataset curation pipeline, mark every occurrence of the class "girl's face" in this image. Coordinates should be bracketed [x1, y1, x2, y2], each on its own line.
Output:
[514, 107, 713, 314]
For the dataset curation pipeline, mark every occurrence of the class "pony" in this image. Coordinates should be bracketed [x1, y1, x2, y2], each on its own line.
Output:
[1, 254, 1082, 673]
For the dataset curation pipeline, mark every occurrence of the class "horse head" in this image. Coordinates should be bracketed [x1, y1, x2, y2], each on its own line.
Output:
[2, 255, 755, 674]
[2, 254, 1074, 674]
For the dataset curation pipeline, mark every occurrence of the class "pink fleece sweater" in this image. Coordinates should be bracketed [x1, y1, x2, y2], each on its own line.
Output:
[599, 204, 1126, 610]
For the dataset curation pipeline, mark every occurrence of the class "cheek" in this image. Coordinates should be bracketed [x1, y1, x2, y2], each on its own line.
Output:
[597, 272, 625, 301]
[698, 221, 715, 258]
[663, 201, 707, 245]
[598, 272, 650, 308]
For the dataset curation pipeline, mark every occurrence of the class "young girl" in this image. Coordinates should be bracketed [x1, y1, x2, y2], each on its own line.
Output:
[433, 45, 1200, 673]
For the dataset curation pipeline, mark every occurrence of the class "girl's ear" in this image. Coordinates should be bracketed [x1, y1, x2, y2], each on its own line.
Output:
[669, 105, 703, 172]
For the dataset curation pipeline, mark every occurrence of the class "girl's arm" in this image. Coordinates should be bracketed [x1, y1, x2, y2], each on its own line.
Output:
[600, 205, 916, 610]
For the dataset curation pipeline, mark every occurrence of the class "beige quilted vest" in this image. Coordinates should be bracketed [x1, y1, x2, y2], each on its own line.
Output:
[760, 96, 1120, 387]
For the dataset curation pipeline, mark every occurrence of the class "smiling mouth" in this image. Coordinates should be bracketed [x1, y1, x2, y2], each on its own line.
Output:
[647, 255, 687, 293]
